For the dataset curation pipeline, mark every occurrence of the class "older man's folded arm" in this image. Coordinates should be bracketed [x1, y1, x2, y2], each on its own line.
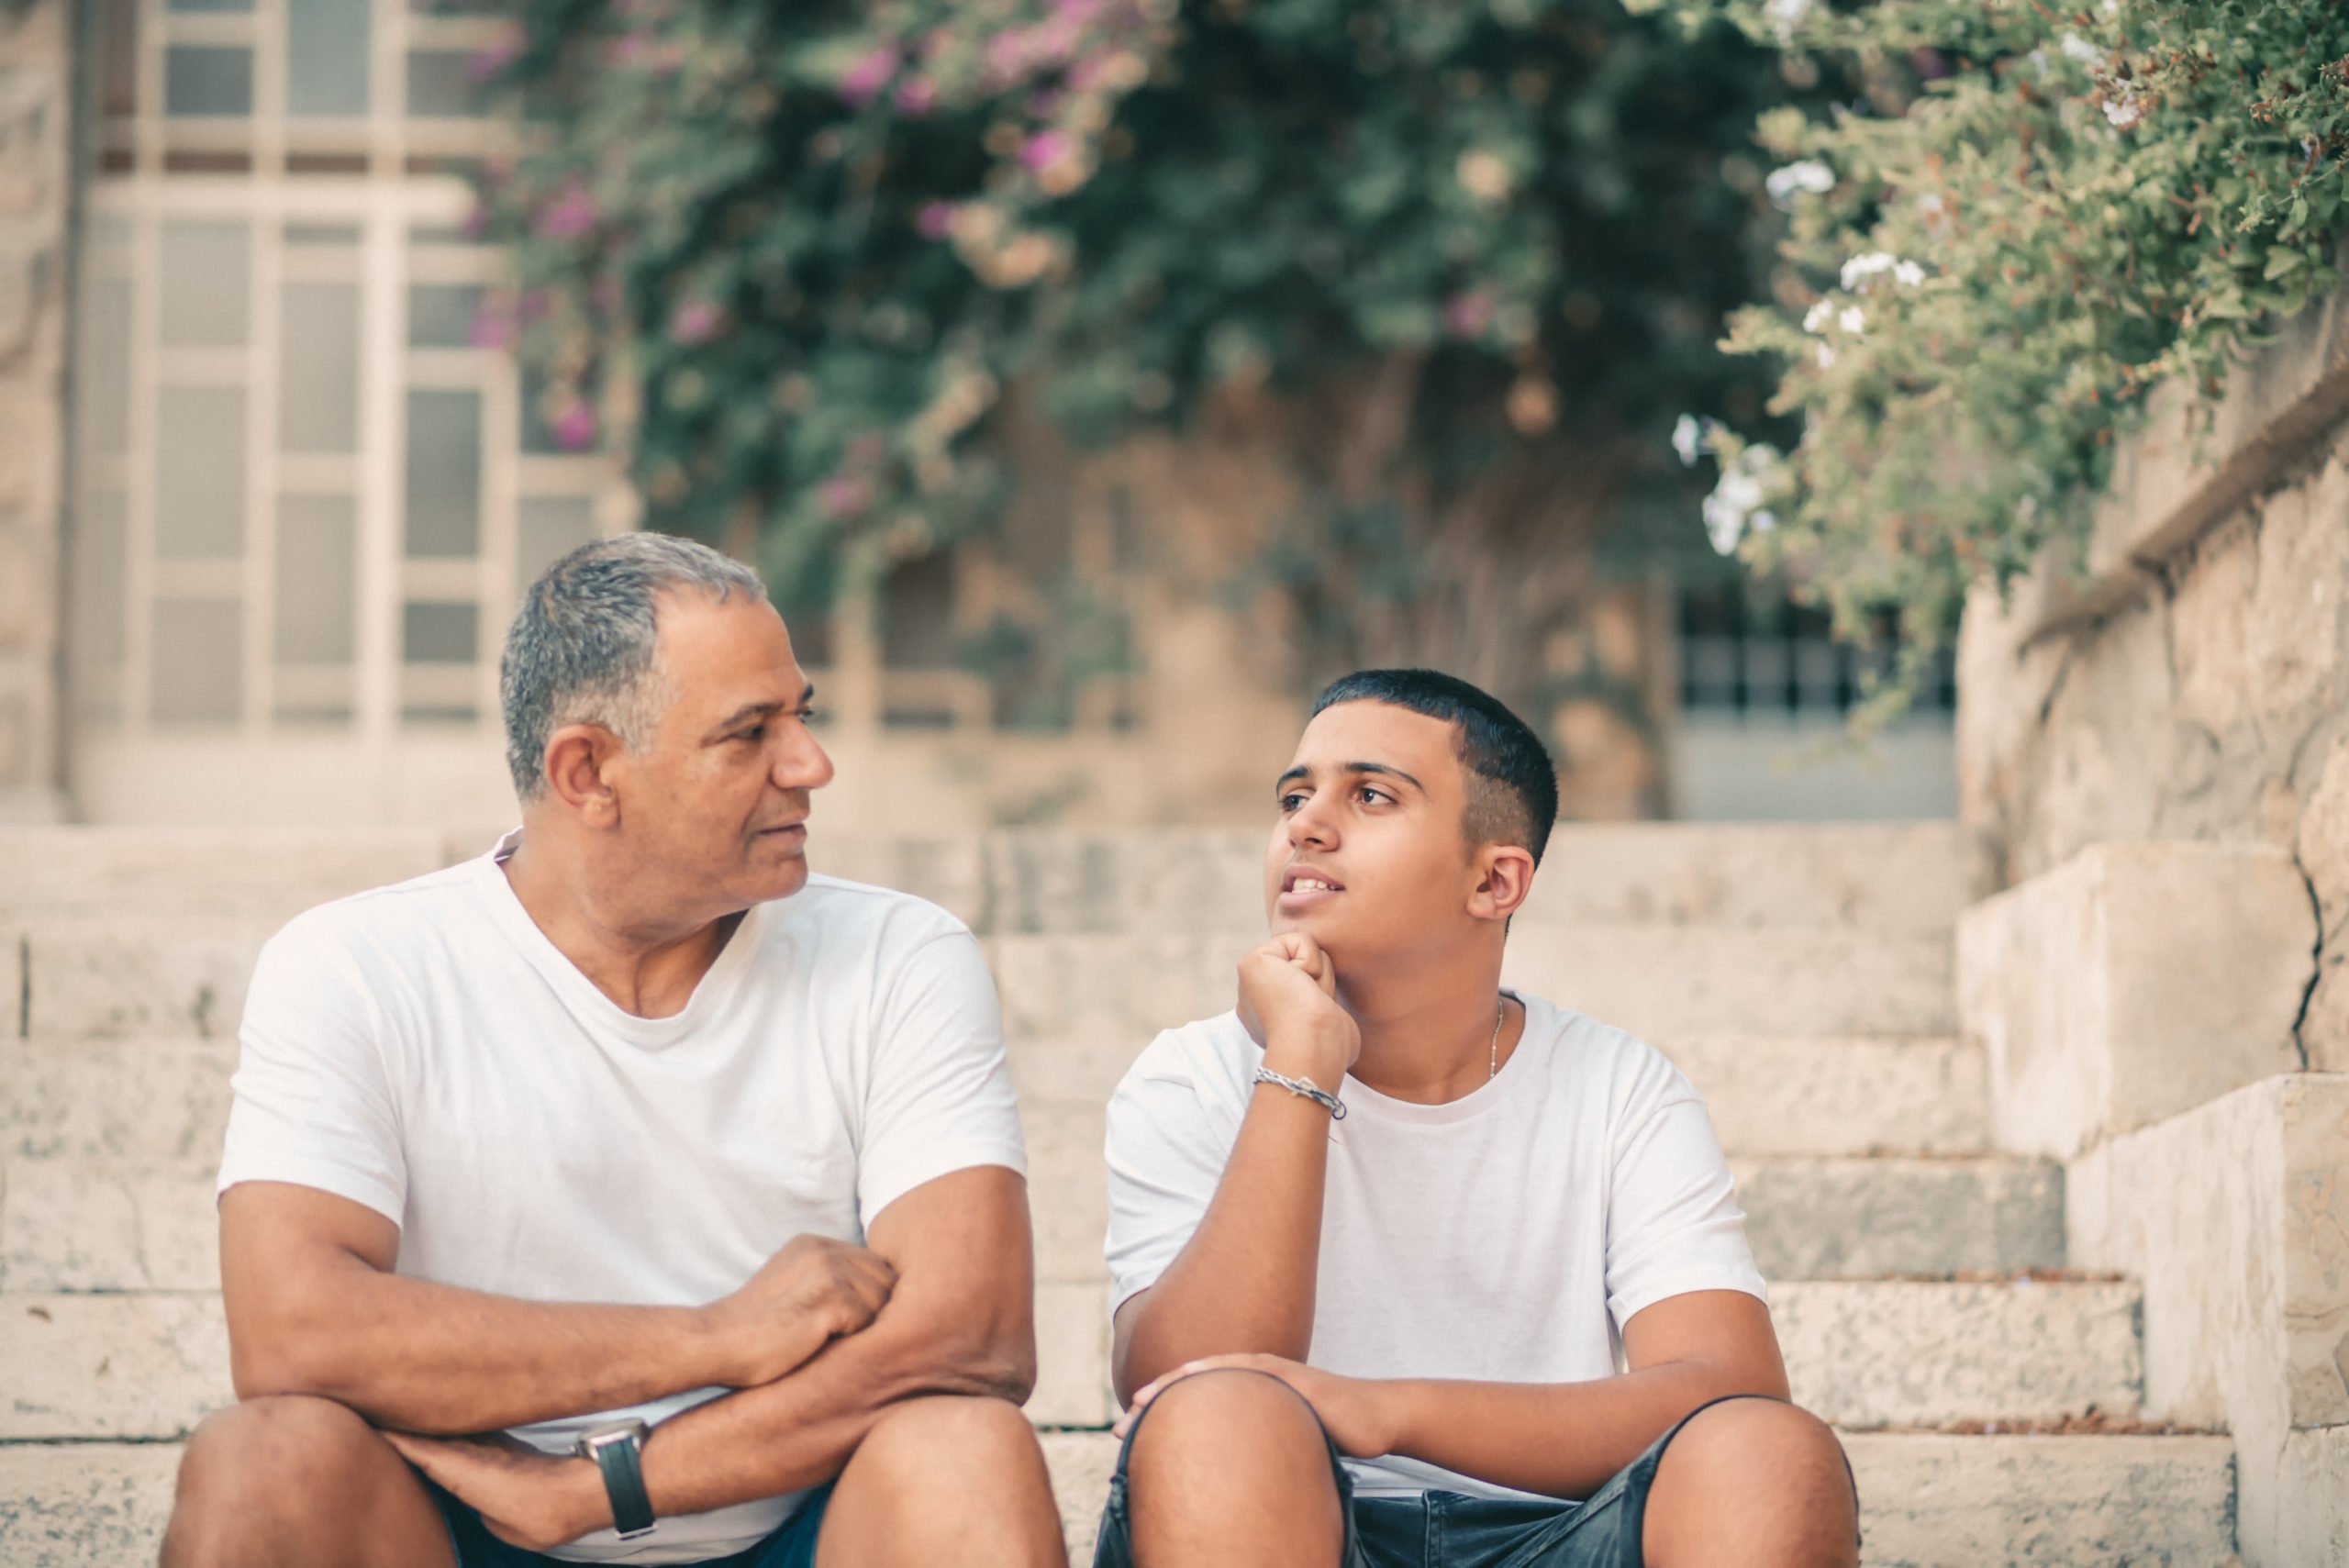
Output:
[630, 1164, 1037, 1519]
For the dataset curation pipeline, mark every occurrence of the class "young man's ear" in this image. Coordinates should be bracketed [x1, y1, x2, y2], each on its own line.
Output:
[1469, 844, 1536, 924]
[541, 723, 627, 828]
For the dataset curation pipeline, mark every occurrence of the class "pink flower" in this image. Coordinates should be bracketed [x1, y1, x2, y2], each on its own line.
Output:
[894, 76, 937, 116]
[838, 44, 899, 107]
[671, 300, 722, 345]
[535, 183, 598, 242]
[819, 476, 871, 519]
[552, 402, 598, 450]
[985, 30, 1030, 83]
[468, 299, 514, 350]
[918, 201, 957, 240]
[1442, 290, 1495, 339]
[1021, 130, 1071, 172]
[468, 26, 524, 84]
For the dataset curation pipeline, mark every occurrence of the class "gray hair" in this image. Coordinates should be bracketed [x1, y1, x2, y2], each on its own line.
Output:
[500, 532, 767, 801]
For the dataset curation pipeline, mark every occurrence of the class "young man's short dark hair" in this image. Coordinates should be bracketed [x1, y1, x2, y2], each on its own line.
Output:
[1308, 669, 1561, 865]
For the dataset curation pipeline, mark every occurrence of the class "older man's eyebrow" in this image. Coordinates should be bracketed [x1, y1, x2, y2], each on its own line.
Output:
[709, 683, 818, 738]
[1275, 761, 1426, 793]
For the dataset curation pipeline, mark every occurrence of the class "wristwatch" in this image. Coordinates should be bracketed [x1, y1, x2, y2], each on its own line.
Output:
[574, 1418, 656, 1540]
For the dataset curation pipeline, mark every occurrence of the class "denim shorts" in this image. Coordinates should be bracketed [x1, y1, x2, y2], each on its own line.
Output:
[433, 1484, 830, 1568]
[1092, 1389, 1790, 1568]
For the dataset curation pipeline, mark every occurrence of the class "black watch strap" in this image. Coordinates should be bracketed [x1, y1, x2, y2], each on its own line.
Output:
[584, 1427, 655, 1539]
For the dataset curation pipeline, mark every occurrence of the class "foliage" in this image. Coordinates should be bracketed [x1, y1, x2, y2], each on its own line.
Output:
[473, 0, 1791, 710]
[1639, 0, 2349, 728]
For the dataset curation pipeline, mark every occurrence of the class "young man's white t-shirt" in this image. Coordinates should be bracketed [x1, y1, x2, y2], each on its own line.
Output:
[217, 836, 1027, 1564]
[1104, 993, 1767, 1501]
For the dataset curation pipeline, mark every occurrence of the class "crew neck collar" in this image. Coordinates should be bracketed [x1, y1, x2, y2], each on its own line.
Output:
[1340, 990, 1542, 1128]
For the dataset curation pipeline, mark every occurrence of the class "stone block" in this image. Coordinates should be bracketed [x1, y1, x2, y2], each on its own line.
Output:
[1022, 1098, 1106, 1286]
[805, 834, 991, 931]
[1008, 1030, 1156, 1109]
[0, 1036, 237, 1161]
[2298, 737, 2349, 1073]
[1503, 926, 1954, 1040]
[0, 828, 452, 922]
[1041, 1431, 1118, 1561]
[0, 1291, 229, 1439]
[1958, 841, 2314, 1158]
[1732, 1156, 2063, 1280]
[988, 933, 1240, 1049]
[0, 1159, 217, 1291]
[1029, 1279, 1114, 1429]
[984, 828, 1265, 936]
[1841, 1432, 2236, 1568]
[1522, 823, 1976, 933]
[2066, 1073, 2349, 1564]
[2274, 1424, 2349, 1568]
[1663, 1035, 1987, 1157]
[1773, 1279, 2142, 1429]
[0, 1441, 182, 1568]
[18, 918, 271, 1040]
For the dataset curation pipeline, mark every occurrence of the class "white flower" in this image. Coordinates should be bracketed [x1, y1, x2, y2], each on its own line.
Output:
[1815, 343, 1837, 369]
[1748, 509, 1778, 537]
[2103, 93, 2143, 130]
[1765, 0, 1811, 44]
[1672, 414, 1704, 468]
[1918, 193, 1945, 217]
[1803, 299, 1835, 334]
[1894, 260, 1927, 287]
[1841, 251, 1898, 289]
[2059, 32, 2100, 64]
[1838, 305, 1866, 334]
[1765, 160, 1836, 209]
[1701, 444, 1788, 555]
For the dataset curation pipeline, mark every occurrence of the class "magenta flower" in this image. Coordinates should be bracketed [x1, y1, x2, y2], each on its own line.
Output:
[985, 30, 1030, 83]
[1021, 130, 1071, 172]
[838, 44, 899, 107]
[1442, 290, 1495, 339]
[918, 201, 958, 240]
[894, 75, 937, 116]
[671, 300, 722, 345]
[467, 299, 514, 350]
[819, 476, 871, 519]
[535, 183, 598, 242]
[468, 26, 524, 84]
[552, 402, 598, 450]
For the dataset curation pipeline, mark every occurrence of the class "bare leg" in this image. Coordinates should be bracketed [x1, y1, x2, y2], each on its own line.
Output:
[159, 1396, 458, 1568]
[1641, 1397, 1859, 1568]
[813, 1396, 1063, 1568]
[1122, 1369, 1344, 1568]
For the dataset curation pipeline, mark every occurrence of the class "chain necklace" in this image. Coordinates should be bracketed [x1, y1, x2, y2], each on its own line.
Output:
[1488, 997, 1507, 1080]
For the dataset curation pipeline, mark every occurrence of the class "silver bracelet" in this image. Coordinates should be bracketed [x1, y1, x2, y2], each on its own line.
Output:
[1252, 1065, 1346, 1119]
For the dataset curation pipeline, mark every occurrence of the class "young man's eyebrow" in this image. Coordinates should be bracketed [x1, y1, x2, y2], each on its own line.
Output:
[1275, 761, 1426, 793]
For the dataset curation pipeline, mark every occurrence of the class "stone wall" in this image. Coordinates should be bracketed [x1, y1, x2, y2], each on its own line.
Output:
[1958, 271, 2349, 1073]
[0, 0, 69, 822]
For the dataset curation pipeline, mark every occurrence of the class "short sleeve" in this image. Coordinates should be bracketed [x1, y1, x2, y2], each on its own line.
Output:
[217, 920, 408, 1225]
[1104, 1039, 1241, 1313]
[1603, 1054, 1768, 1329]
[855, 929, 1027, 1230]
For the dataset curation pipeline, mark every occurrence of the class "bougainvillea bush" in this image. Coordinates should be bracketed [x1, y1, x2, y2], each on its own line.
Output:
[472, 0, 1792, 699]
[1643, 0, 2349, 724]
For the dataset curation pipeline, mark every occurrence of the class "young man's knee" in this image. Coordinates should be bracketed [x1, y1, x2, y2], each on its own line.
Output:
[1127, 1369, 1330, 1482]
[1664, 1396, 1849, 1491]
[165, 1396, 388, 1559]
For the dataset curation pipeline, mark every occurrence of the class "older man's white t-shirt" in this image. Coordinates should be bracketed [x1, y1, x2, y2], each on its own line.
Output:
[217, 836, 1027, 1563]
[1105, 994, 1766, 1501]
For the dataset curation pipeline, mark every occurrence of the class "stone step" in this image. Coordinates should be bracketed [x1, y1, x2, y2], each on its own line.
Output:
[1009, 1031, 1988, 1155]
[0, 1429, 2233, 1568]
[990, 925, 1954, 1053]
[0, 827, 455, 922]
[0, 1274, 2140, 1443]
[1021, 1099, 2057, 1285]
[0, 1037, 236, 1162]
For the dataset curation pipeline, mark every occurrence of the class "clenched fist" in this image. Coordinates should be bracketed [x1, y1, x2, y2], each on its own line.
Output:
[704, 1234, 896, 1388]
[1238, 931, 1361, 1087]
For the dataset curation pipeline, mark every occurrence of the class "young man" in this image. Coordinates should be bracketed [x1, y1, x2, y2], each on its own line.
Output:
[161, 534, 1063, 1568]
[1097, 670, 1859, 1568]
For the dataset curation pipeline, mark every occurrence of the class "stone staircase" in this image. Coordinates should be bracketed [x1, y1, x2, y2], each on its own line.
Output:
[0, 824, 2248, 1564]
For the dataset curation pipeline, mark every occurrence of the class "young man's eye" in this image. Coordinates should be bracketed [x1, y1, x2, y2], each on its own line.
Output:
[1358, 785, 1390, 806]
[1277, 792, 1305, 812]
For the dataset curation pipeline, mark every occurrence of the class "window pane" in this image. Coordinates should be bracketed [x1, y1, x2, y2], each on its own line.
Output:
[150, 598, 243, 724]
[168, 0, 252, 11]
[402, 600, 478, 663]
[517, 495, 596, 590]
[405, 388, 482, 557]
[275, 495, 357, 663]
[74, 490, 128, 667]
[83, 277, 132, 455]
[164, 46, 253, 117]
[281, 283, 361, 452]
[154, 386, 247, 559]
[406, 50, 484, 117]
[408, 283, 484, 349]
[160, 221, 249, 348]
[288, 0, 371, 116]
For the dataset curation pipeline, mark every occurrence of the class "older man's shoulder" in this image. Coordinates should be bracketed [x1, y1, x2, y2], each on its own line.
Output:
[775, 871, 975, 949]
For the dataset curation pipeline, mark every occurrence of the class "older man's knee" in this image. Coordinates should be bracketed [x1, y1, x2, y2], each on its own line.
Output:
[852, 1395, 1046, 1496]
[165, 1396, 392, 1561]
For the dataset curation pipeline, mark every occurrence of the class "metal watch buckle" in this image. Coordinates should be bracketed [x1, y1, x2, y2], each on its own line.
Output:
[574, 1419, 655, 1540]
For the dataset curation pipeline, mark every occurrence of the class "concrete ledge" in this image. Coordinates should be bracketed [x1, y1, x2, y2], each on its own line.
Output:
[0, 1442, 181, 1568]
[1664, 1036, 1987, 1157]
[0, 1159, 217, 1291]
[2066, 1073, 2349, 1563]
[14, 920, 272, 1040]
[0, 828, 451, 922]
[1958, 840, 2314, 1158]
[1731, 1157, 2062, 1280]
[1, 1037, 236, 1161]
[1774, 1279, 2143, 1429]
[0, 1293, 228, 1440]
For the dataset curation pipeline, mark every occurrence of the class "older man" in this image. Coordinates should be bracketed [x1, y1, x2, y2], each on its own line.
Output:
[161, 534, 1061, 1568]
